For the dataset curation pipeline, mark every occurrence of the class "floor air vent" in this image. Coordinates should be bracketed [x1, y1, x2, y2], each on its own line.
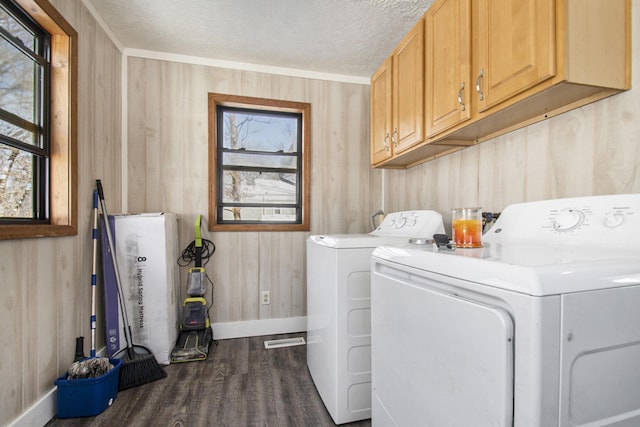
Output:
[264, 337, 306, 349]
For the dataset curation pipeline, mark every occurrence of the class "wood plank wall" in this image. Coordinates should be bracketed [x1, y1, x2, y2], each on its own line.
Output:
[126, 58, 377, 324]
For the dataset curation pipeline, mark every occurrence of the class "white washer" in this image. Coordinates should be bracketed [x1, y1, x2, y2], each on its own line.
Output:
[306, 211, 445, 424]
[371, 194, 640, 427]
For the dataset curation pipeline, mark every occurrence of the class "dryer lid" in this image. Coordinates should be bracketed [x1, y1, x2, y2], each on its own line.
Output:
[308, 210, 445, 249]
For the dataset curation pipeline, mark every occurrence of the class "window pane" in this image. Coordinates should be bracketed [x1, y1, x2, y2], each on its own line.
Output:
[222, 111, 299, 153]
[0, 143, 33, 218]
[0, 36, 39, 126]
[223, 151, 297, 169]
[222, 170, 297, 204]
[0, 6, 36, 49]
[0, 117, 35, 145]
[221, 206, 297, 222]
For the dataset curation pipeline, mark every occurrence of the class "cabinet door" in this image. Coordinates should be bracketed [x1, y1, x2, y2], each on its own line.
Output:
[370, 57, 393, 165]
[426, 0, 471, 137]
[474, 0, 555, 112]
[392, 19, 424, 154]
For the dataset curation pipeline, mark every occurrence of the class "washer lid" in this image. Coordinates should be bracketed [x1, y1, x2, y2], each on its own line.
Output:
[308, 234, 416, 249]
[372, 243, 640, 296]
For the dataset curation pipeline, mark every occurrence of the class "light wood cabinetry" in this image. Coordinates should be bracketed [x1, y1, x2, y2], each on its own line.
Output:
[474, 0, 555, 113]
[370, 57, 393, 164]
[427, 0, 554, 136]
[373, 0, 631, 169]
[370, 19, 424, 167]
[425, 0, 471, 137]
[393, 18, 425, 153]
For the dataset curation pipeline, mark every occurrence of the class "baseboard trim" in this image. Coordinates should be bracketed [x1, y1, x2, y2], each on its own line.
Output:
[212, 316, 307, 340]
[12, 317, 307, 426]
[7, 387, 56, 427]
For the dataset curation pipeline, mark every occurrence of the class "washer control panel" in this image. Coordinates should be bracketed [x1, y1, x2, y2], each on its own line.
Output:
[372, 210, 445, 237]
[552, 209, 586, 232]
[484, 194, 640, 248]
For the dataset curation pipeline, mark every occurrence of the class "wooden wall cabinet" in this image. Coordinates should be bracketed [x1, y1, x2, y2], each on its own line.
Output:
[426, 0, 554, 137]
[426, 0, 472, 138]
[372, 0, 631, 169]
[474, 0, 556, 114]
[370, 19, 424, 167]
[370, 57, 393, 165]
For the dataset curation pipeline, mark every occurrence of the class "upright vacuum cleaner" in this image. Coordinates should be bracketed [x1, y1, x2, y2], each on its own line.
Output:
[171, 215, 214, 363]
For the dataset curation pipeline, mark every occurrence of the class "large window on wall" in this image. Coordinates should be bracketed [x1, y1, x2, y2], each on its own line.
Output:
[208, 93, 310, 231]
[0, 0, 77, 240]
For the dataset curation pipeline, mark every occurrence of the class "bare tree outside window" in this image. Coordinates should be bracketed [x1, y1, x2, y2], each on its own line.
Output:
[222, 110, 298, 221]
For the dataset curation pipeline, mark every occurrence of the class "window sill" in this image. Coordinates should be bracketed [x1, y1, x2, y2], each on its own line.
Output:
[0, 224, 76, 240]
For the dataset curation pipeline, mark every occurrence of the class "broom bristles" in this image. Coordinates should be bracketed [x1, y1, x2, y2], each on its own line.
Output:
[114, 345, 167, 390]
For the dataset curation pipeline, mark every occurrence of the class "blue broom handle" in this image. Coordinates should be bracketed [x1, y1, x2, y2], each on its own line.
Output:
[91, 189, 98, 358]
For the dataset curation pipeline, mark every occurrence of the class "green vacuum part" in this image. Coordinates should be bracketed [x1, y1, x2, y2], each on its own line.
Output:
[171, 215, 213, 363]
[171, 327, 213, 363]
[194, 214, 203, 268]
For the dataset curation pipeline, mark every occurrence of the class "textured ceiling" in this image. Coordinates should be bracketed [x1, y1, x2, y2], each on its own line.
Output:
[85, 0, 434, 79]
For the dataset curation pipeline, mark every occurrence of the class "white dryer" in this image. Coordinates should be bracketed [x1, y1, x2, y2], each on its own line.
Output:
[371, 194, 640, 427]
[306, 211, 444, 424]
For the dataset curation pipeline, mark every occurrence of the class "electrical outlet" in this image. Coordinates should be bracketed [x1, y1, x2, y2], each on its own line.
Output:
[261, 291, 271, 305]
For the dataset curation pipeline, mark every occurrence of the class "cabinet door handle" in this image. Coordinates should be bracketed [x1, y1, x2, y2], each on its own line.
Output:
[384, 133, 390, 152]
[457, 82, 466, 111]
[392, 128, 398, 147]
[475, 68, 484, 101]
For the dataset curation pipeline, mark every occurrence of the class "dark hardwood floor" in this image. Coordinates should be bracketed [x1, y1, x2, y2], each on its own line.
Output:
[46, 333, 371, 427]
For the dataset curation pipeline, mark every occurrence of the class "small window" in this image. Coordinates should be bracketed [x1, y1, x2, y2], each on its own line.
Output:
[208, 94, 310, 231]
[0, 0, 77, 240]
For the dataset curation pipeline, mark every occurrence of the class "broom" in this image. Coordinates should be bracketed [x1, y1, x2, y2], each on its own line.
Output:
[96, 179, 167, 390]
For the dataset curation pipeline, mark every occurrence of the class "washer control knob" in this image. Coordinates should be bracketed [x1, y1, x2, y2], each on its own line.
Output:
[604, 212, 624, 228]
[395, 216, 407, 228]
[553, 209, 584, 232]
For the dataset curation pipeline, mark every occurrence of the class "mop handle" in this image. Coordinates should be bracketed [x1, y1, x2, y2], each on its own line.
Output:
[90, 189, 99, 357]
[96, 180, 135, 351]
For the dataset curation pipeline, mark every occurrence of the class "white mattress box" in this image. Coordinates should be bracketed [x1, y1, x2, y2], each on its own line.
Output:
[102, 213, 180, 365]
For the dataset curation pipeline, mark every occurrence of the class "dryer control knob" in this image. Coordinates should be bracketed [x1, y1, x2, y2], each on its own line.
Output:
[553, 209, 584, 232]
[604, 212, 624, 228]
